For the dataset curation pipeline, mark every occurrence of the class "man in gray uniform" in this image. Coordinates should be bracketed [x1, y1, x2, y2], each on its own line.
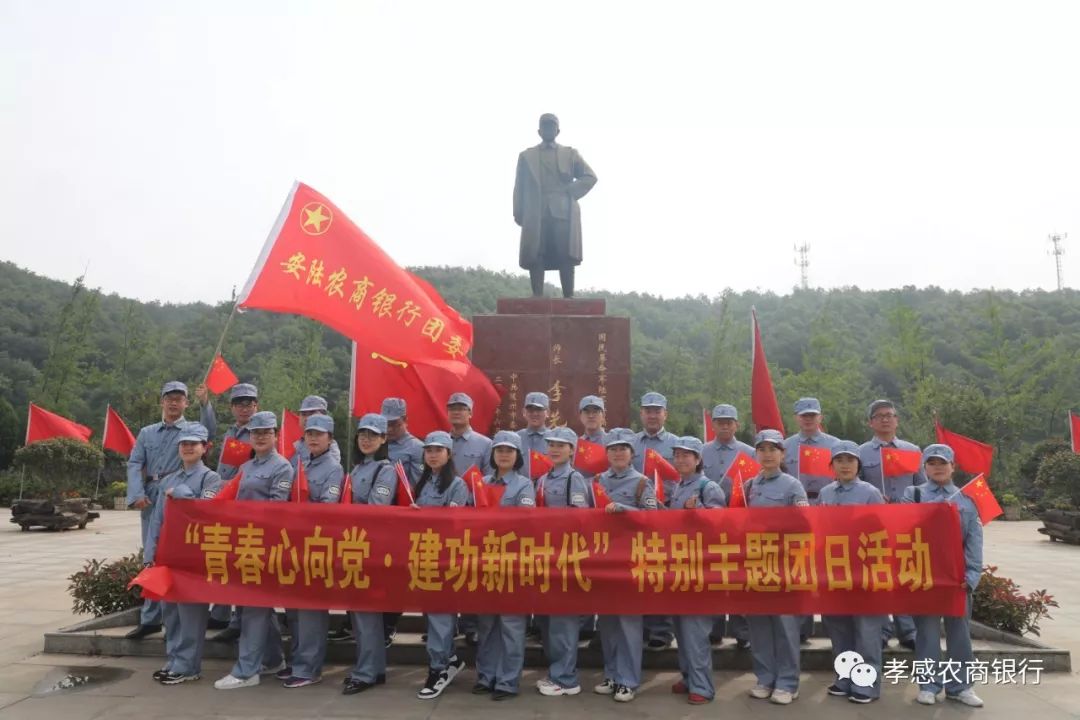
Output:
[578, 395, 608, 444]
[383, 397, 424, 487]
[518, 391, 550, 478]
[289, 395, 341, 469]
[447, 392, 493, 477]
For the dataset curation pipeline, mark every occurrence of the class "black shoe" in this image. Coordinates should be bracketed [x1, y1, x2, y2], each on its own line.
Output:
[799, 635, 810, 646]
[152, 669, 169, 681]
[708, 634, 723, 645]
[160, 671, 200, 685]
[882, 637, 890, 650]
[417, 668, 449, 700]
[206, 618, 229, 630]
[827, 683, 848, 697]
[328, 627, 354, 642]
[900, 637, 916, 651]
[343, 678, 376, 695]
[465, 631, 479, 647]
[492, 689, 516, 701]
[472, 682, 493, 694]
[125, 624, 162, 640]
[211, 627, 240, 643]
[342, 673, 384, 686]
[849, 692, 875, 704]
[384, 627, 396, 649]
[736, 639, 750, 650]
[421, 633, 428, 642]
[645, 637, 670, 652]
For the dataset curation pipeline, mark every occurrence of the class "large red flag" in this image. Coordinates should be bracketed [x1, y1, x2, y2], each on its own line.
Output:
[750, 308, 785, 434]
[220, 436, 253, 466]
[728, 468, 746, 508]
[960, 474, 1003, 525]
[726, 451, 762, 480]
[238, 182, 473, 369]
[574, 438, 608, 474]
[529, 449, 553, 480]
[935, 421, 994, 477]
[798, 444, 833, 476]
[350, 342, 501, 438]
[26, 403, 92, 445]
[1070, 411, 1080, 454]
[102, 405, 136, 456]
[881, 447, 922, 477]
[278, 409, 302, 460]
[205, 354, 239, 395]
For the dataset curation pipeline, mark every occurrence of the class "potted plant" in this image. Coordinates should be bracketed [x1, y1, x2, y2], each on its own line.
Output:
[999, 492, 1023, 521]
[1035, 451, 1080, 543]
[109, 481, 128, 511]
[972, 565, 1058, 637]
[67, 552, 144, 617]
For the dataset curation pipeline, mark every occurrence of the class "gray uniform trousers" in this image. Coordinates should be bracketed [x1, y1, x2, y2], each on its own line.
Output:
[712, 614, 750, 643]
[884, 614, 917, 642]
[230, 606, 284, 679]
[824, 614, 885, 698]
[542, 615, 582, 689]
[597, 614, 643, 689]
[675, 615, 715, 698]
[161, 602, 209, 676]
[644, 615, 675, 644]
[476, 614, 526, 693]
[426, 613, 457, 672]
[913, 593, 974, 695]
[290, 610, 330, 680]
[746, 615, 801, 693]
[347, 611, 386, 682]
[139, 499, 162, 626]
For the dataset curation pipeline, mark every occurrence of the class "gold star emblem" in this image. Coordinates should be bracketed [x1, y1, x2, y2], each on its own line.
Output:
[300, 202, 332, 235]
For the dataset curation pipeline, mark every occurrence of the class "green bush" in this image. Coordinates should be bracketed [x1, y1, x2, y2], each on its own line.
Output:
[972, 565, 1058, 637]
[67, 552, 144, 617]
[999, 492, 1019, 507]
[1016, 438, 1071, 501]
[0, 468, 50, 506]
[1034, 451, 1080, 510]
[12, 438, 103, 501]
[107, 481, 127, 498]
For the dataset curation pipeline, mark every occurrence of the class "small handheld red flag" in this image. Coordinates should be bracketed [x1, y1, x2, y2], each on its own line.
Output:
[278, 409, 302, 460]
[213, 472, 241, 501]
[205, 354, 240, 395]
[463, 465, 489, 507]
[652, 469, 665, 504]
[26, 403, 92, 445]
[1069, 411, 1080, 454]
[102, 405, 136, 456]
[127, 565, 173, 601]
[220, 436, 253, 466]
[881, 447, 922, 477]
[726, 451, 761, 480]
[291, 459, 310, 502]
[529, 449, 553, 480]
[340, 474, 353, 504]
[728, 468, 746, 508]
[644, 448, 679, 482]
[591, 479, 611, 508]
[960, 474, 1003, 525]
[750, 308, 785, 434]
[535, 476, 546, 507]
[798, 444, 833, 477]
[394, 462, 414, 506]
[703, 409, 716, 443]
[935, 421, 994, 477]
[574, 438, 608, 474]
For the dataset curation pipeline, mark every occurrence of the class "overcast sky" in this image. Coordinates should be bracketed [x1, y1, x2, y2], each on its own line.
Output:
[3, 0, 1079, 304]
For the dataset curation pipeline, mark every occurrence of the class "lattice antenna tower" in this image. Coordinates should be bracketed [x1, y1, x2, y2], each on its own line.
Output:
[1049, 233, 1067, 291]
[794, 243, 810, 289]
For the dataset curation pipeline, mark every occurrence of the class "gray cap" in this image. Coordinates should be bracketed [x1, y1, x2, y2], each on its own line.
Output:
[539, 112, 559, 125]
[754, 429, 785, 449]
[641, 392, 667, 408]
[867, 399, 896, 420]
[177, 422, 209, 444]
[381, 397, 407, 421]
[545, 426, 578, 447]
[447, 392, 473, 410]
[305, 414, 334, 434]
[230, 383, 259, 402]
[674, 436, 705, 456]
[794, 397, 822, 415]
[161, 380, 188, 398]
[524, 392, 550, 409]
[922, 444, 955, 464]
[831, 440, 861, 459]
[711, 404, 738, 420]
[491, 430, 523, 450]
[247, 411, 277, 430]
[605, 427, 637, 449]
[357, 413, 388, 434]
[423, 430, 453, 449]
[299, 395, 328, 412]
[579, 395, 606, 412]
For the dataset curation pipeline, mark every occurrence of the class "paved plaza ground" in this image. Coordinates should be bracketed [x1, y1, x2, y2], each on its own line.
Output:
[0, 512, 1077, 719]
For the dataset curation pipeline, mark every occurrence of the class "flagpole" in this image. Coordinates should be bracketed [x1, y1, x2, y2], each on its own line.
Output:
[346, 342, 357, 471]
[203, 303, 239, 384]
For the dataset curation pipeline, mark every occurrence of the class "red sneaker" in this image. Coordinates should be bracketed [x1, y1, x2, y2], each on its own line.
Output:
[671, 680, 689, 694]
[688, 693, 711, 705]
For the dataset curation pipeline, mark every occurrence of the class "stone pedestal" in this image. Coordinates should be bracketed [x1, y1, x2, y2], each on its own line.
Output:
[472, 298, 630, 434]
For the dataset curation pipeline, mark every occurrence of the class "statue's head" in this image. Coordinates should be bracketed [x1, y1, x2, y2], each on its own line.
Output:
[537, 113, 560, 143]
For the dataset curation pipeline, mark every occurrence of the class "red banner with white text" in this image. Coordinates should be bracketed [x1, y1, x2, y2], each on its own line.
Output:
[137, 500, 966, 616]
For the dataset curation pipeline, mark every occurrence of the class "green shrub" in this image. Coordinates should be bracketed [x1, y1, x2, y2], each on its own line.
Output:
[12, 438, 103, 501]
[972, 565, 1058, 637]
[67, 552, 144, 617]
[1035, 451, 1080, 510]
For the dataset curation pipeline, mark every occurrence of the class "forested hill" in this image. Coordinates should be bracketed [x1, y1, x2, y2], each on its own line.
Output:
[1, 259, 1078, 489]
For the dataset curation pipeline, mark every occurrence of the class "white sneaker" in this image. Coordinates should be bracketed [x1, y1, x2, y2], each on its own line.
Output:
[214, 674, 259, 690]
[916, 690, 937, 705]
[749, 684, 773, 699]
[769, 689, 798, 705]
[593, 678, 616, 695]
[537, 678, 581, 696]
[613, 684, 636, 702]
[259, 660, 287, 676]
[947, 689, 984, 707]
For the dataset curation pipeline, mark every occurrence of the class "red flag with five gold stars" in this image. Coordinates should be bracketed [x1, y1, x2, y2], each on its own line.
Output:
[220, 436, 253, 466]
[960, 474, 1003, 525]
[644, 448, 679, 482]
[574, 438, 608, 475]
[205, 354, 239, 395]
[798, 444, 833, 476]
[591, 480, 611, 508]
[881, 447, 922, 477]
[728, 467, 747, 508]
[529, 449, 554, 480]
[726, 451, 762, 480]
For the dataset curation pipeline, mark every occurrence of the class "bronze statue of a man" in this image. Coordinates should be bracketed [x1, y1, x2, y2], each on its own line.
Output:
[513, 113, 597, 298]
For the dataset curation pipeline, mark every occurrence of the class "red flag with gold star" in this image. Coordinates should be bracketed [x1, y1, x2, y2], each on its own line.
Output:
[881, 447, 922, 477]
[644, 448, 679, 482]
[529, 449, 553, 480]
[728, 468, 747, 508]
[960, 474, 1003, 525]
[237, 182, 473, 369]
[592, 480, 611, 508]
[726, 451, 761, 480]
[340, 474, 353, 504]
[205, 354, 239, 395]
[212, 472, 241, 501]
[574, 438, 608, 475]
[220, 436, 253, 467]
[797, 444, 833, 477]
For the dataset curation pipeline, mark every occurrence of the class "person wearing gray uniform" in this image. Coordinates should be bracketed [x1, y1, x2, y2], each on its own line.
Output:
[535, 426, 593, 698]
[745, 429, 809, 706]
[382, 397, 424, 487]
[339, 413, 398, 695]
[144, 423, 222, 685]
[818, 440, 886, 704]
[213, 411, 294, 690]
[288, 395, 341, 469]
[578, 395, 608, 444]
[902, 444, 985, 708]
[126, 380, 215, 639]
[593, 428, 657, 703]
[279, 415, 345, 689]
[517, 391, 550, 479]
[414, 431, 470, 700]
[667, 436, 725, 705]
[471, 431, 536, 700]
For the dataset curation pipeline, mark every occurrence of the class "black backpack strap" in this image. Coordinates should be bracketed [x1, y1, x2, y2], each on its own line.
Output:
[914, 486, 921, 503]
